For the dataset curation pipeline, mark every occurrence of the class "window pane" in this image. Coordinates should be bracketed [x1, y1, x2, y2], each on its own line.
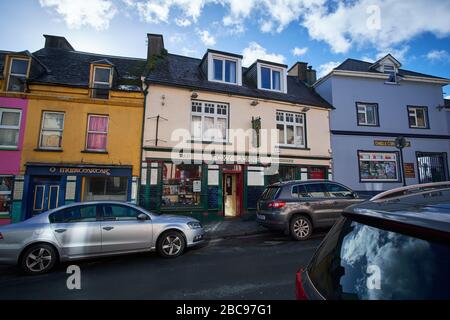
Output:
[225, 60, 236, 83]
[261, 67, 271, 89]
[416, 109, 426, 127]
[103, 205, 138, 221]
[51, 205, 98, 223]
[43, 113, 64, 130]
[1, 111, 20, 126]
[0, 129, 19, 146]
[203, 116, 215, 140]
[84, 177, 127, 201]
[40, 131, 62, 148]
[11, 59, 28, 75]
[305, 183, 327, 197]
[7, 75, 26, 92]
[286, 125, 294, 144]
[277, 124, 285, 144]
[213, 59, 223, 81]
[191, 115, 202, 139]
[94, 68, 110, 83]
[295, 126, 304, 146]
[272, 70, 281, 90]
[162, 164, 202, 207]
[359, 152, 398, 181]
[105, 177, 128, 195]
[87, 133, 107, 150]
[366, 106, 376, 125]
[217, 118, 227, 140]
[89, 116, 108, 132]
[358, 111, 366, 124]
[409, 113, 417, 127]
[326, 183, 352, 198]
[0, 177, 13, 215]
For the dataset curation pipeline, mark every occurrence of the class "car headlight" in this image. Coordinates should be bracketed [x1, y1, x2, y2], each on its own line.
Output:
[187, 221, 202, 229]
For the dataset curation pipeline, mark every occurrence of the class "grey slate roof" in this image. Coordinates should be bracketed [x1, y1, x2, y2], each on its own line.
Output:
[146, 53, 332, 109]
[335, 58, 449, 80]
[0, 48, 146, 92]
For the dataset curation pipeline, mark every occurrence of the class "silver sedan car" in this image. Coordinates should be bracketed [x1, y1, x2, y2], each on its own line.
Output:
[0, 201, 205, 274]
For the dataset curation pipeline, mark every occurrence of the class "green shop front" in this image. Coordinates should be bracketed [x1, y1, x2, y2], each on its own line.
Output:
[140, 148, 332, 221]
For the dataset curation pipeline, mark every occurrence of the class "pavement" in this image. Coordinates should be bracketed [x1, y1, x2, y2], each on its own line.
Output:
[203, 217, 270, 239]
[0, 232, 326, 300]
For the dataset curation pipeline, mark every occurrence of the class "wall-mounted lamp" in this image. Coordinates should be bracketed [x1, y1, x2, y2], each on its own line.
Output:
[302, 107, 311, 112]
[251, 100, 259, 106]
[191, 91, 198, 99]
[161, 94, 166, 107]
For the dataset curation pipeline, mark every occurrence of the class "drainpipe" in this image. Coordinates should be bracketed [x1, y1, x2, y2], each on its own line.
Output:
[138, 77, 149, 207]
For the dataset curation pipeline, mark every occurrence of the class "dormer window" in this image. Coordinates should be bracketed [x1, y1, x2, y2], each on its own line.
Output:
[91, 66, 112, 99]
[7, 57, 29, 92]
[383, 64, 397, 83]
[257, 62, 287, 93]
[213, 58, 237, 84]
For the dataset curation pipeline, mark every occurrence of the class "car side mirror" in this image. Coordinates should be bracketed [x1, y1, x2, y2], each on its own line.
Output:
[137, 213, 149, 221]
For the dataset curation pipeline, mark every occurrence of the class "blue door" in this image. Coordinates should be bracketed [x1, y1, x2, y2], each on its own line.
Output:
[29, 177, 63, 218]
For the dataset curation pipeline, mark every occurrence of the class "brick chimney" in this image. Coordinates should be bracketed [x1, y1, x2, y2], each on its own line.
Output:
[147, 34, 165, 60]
[288, 62, 308, 82]
[44, 35, 74, 51]
[306, 66, 317, 86]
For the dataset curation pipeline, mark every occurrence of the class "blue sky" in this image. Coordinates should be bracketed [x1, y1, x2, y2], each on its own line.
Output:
[1, 0, 449, 97]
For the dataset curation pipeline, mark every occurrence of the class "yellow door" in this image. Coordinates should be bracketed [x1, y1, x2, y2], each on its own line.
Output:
[224, 174, 237, 217]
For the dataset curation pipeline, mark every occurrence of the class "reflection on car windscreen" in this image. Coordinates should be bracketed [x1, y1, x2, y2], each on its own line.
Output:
[308, 218, 450, 300]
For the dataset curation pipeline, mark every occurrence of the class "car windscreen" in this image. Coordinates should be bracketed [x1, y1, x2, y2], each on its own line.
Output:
[307, 217, 450, 300]
[260, 186, 280, 200]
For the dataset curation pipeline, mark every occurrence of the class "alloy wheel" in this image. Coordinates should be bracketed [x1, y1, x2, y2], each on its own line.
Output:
[162, 235, 182, 256]
[25, 248, 53, 272]
[293, 219, 310, 239]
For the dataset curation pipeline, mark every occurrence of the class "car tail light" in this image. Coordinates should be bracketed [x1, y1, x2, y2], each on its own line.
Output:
[268, 201, 286, 209]
[296, 269, 308, 300]
[0, 233, 3, 240]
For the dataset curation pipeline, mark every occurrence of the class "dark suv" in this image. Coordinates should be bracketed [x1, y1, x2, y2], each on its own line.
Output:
[296, 182, 450, 300]
[256, 180, 361, 240]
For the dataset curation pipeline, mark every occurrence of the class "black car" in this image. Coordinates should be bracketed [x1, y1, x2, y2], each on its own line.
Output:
[296, 182, 450, 300]
[256, 180, 361, 240]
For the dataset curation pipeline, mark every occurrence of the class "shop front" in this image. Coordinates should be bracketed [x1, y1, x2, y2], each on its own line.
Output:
[21, 164, 134, 221]
[140, 149, 331, 220]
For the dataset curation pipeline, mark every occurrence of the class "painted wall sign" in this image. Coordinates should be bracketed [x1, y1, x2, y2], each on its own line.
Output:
[26, 165, 132, 177]
[374, 140, 411, 147]
[403, 163, 416, 179]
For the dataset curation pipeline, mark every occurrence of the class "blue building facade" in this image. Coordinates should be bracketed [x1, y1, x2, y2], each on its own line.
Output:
[315, 55, 450, 196]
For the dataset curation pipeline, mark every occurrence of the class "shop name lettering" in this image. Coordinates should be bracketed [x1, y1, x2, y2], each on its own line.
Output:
[50, 167, 111, 176]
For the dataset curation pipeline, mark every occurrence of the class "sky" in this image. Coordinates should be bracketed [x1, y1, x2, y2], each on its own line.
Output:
[0, 0, 449, 97]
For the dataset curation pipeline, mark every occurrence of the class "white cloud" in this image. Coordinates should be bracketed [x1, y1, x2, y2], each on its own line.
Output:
[39, 0, 117, 30]
[426, 50, 450, 62]
[446, 95, 450, 100]
[302, 0, 450, 54]
[197, 29, 216, 46]
[241, 42, 285, 67]
[175, 18, 192, 27]
[292, 47, 308, 57]
[317, 61, 341, 78]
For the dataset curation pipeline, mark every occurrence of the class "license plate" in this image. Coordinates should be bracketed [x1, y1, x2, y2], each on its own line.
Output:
[257, 214, 266, 221]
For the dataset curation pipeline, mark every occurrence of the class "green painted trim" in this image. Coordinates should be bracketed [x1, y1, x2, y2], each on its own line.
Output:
[243, 166, 248, 213]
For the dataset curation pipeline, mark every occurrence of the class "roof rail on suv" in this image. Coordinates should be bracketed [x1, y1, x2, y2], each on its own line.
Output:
[370, 181, 450, 201]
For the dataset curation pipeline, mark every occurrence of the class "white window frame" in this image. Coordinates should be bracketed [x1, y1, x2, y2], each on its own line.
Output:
[257, 63, 287, 93]
[276, 110, 306, 148]
[91, 66, 112, 99]
[408, 106, 428, 129]
[6, 57, 30, 92]
[208, 53, 242, 85]
[190, 101, 229, 142]
[357, 103, 379, 126]
[0, 108, 22, 148]
[358, 151, 400, 182]
[86, 114, 109, 151]
[383, 64, 397, 83]
[39, 111, 65, 150]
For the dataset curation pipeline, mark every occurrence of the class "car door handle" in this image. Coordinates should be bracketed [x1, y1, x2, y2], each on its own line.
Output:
[103, 227, 114, 231]
[54, 229, 67, 233]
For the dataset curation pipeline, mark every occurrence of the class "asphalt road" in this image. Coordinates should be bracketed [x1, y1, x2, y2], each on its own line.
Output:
[0, 232, 325, 300]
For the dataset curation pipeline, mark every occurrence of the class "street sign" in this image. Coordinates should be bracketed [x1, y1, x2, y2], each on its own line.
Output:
[374, 140, 411, 147]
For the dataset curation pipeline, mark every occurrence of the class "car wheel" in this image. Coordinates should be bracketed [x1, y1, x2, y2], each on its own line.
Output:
[157, 231, 186, 258]
[20, 244, 57, 275]
[290, 216, 312, 241]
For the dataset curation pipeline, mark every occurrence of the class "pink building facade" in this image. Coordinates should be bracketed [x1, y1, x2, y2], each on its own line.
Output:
[0, 97, 27, 225]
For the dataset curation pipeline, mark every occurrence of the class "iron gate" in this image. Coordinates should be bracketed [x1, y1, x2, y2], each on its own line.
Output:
[416, 152, 448, 184]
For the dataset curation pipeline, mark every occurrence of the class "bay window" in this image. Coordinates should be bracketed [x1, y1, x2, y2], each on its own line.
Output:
[86, 115, 109, 151]
[191, 101, 228, 142]
[276, 111, 306, 148]
[39, 111, 65, 149]
[0, 108, 21, 148]
[7, 58, 29, 92]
